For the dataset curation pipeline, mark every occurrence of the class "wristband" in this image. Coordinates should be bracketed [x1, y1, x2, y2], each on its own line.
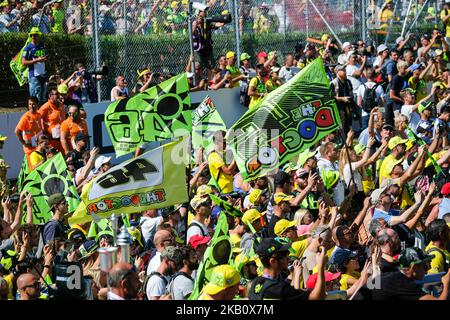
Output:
[44, 265, 51, 269]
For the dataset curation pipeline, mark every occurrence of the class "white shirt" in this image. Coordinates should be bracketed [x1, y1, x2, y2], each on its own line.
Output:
[146, 251, 162, 275]
[186, 220, 209, 244]
[346, 64, 362, 94]
[146, 273, 169, 299]
[107, 291, 125, 300]
[344, 163, 363, 192]
[357, 81, 384, 117]
[279, 66, 295, 83]
[401, 104, 421, 133]
[110, 86, 129, 101]
[140, 216, 163, 243]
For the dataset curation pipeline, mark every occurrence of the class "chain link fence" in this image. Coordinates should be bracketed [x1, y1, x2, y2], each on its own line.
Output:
[0, 0, 447, 106]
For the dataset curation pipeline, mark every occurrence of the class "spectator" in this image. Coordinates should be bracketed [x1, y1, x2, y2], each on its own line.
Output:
[279, 54, 295, 82]
[60, 104, 89, 154]
[247, 63, 267, 110]
[22, 27, 47, 104]
[225, 51, 243, 88]
[337, 41, 352, 65]
[357, 67, 384, 128]
[0, 2, 20, 32]
[265, 67, 281, 92]
[43, 193, 69, 244]
[198, 264, 240, 300]
[16, 273, 40, 300]
[139, 209, 163, 246]
[29, 134, 49, 170]
[207, 130, 236, 194]
[15, 96, 44, 159]
[188, 235, 210, 263]
[167, 245, 197, 300]
[38, 88, 66, 153]
[50, 0, 64, 33]
[65, 132, 90, 171]
[330, 65, 354, 133]
[425, 219, 450, 274]
[186, 195, 211, 244]
[107, 263, 140, 300]
[387, 60, 409, 127]
[133, 68, 154, 94]
[110, 75, 129, 101]
[146, 229, 174, 275]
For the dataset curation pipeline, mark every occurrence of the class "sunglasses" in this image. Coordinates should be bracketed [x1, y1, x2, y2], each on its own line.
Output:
[21, 281, 40, 290]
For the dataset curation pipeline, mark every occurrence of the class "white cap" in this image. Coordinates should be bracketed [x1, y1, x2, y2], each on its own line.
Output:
[95, 155, 112, 170]
[99, 5, 111, 13]
[377, 44, 388, 54]
[186, 72, 194, 79]
[192, 2, 208, 11]
[395, 36, 404, 45]
[342, 42, 351, 49]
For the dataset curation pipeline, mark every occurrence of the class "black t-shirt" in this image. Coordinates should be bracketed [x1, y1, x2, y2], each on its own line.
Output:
[43, 219, 68, 244]
[380, 257, 399, 273]
[389, 75, 407, 106]
[66, 149, 84, 170]
[268, 214, 281, 238]
[393, 224, 415, 248]
[371, 271, 424, 300]
[249, 276, 310, 300]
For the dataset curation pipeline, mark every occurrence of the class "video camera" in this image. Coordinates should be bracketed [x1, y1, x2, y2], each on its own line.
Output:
[206, 13, 232, 24]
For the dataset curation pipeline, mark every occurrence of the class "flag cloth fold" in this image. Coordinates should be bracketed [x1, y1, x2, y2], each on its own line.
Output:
[104, 73, 192, 157]
[10, 38, 30, 86]
[192, 95, 226, 154]
[227, 57, 342, 180]
[68, 139, 189, 225]
[188, 212, 232, 300]
[21, 153, 80, 224]
[209, 194, 243, 218]
[17, 155, 30, 192]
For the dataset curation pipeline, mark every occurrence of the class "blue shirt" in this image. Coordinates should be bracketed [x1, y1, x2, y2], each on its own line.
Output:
[372, 208, 392, 225]
[22, 42, 46, 77]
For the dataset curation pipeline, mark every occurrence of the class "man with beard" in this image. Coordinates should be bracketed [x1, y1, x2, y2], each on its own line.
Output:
[167, 245, 198, 300]
[107, 263, 140, 300]
[145, 246, 183, 300]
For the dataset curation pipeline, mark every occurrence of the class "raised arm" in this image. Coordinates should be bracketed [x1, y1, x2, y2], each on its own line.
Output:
[389, 191, 423, 226]
[405, 183, 435, 230]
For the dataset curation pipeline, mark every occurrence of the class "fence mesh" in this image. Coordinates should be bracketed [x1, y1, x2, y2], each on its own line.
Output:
[0, 0, 447, 106]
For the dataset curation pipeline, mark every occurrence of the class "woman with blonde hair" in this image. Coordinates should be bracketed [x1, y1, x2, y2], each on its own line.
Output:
[293, 208, 315, 236]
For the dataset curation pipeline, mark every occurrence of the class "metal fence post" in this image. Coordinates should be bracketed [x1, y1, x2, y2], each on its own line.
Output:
[187, 0, 196, 86]
[123, 0, 128, 83]
[361, 0, 367, 43]
[233, 0, 240, 62]
[91, 0, 102, 101]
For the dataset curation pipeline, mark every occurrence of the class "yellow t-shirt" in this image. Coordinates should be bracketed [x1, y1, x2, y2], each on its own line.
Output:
[379, 8, 393, 28]
[29, 150, 45, 170]
[425, 242, 450, 274]
[248, 77, 267, 110]
[339, 272, 360, 291]
[265, 79, 280, 92]
[226, 65, 242, 88]
[207, 151, 233, 194]
[441, 9, 450, 37]
[3, 274, 14, 300]
[379, 154, 400, 185]
[198, 292, 214, 300]
[290, 239, 309, 258]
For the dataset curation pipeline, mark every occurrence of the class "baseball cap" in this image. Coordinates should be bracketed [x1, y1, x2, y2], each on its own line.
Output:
[401, 87, 417, 95]
[257, 51, 268, 60]
[398, 247, 433, 268]
[409, 64, 422, 72]
[75, 132, 91, 143]
[334, 64, 346, 73]
[196, 185, 214, 197]
[240, 52, 251, 61]
[274, 219, 297, 237]
[377, 44, 388, 54]
[321, 34, 330, 42]
[270, 66, 280, 73]
[249, 189, 263, 205]
[321, 170, 340, 190]
[95, 155, 111, 170]
[297, 149, 317, 167]
[136, 68, 150, 80]
[190, 195, 210, 210]
[201, 265, 240, 295]
[78, 240, 99, 260]
[418, 101, 434, 113]
[47, 193, 65, 208]
[226, 51, 236, 59]
[268, 51, 277, 60]
[330, 249, 358, 267]
[382, 124, 395, 131]
[234, 252, 255, 267]
[0, 134, 7, 141]
[388, 136, 409, 150]
[370, 186, 388, 204]
[342, 42, 351, 50]
[354, 143, 366, 155]
[254, 237, 291, 258]
[441, 182, 450, 196]
[273, 192, 294, 205]
[188, 235, 211, 249]
[306, 271, 341, 289]
[57, 83, 69, 94]
[29, 27, 42, 36]
[68, 225, 87, 242]
[127, 226, 143, 247]
[242, 209, 264, 225]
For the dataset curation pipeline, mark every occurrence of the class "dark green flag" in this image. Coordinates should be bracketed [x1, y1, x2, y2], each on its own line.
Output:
[227, 57, 342, 180]
[209, 194, 243, 218]
[17, 155, 30, 192]
[188, 212, 231, 300]
[21, 153, 80, 224]
[105, 73, 192, 157]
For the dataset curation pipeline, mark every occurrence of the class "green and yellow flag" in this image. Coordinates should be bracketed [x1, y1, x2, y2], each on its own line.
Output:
[188, 212, 232, 300]
[209, 194, 243, 218]
[104, 73, 192, 157]
[21, 153, 80, 224]
[227, 57, 342, 180]
[17, 155, 30, 192]
[69, 139, 189, 225]
[10, 38, 30, 86]
[192, 95, 226, 154]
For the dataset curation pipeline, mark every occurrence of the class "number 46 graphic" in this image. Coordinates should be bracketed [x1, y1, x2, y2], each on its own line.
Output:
[97, 159, 158, 189]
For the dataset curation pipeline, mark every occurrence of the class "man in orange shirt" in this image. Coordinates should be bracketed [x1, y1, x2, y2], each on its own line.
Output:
[15, 96, 44, 157]
[60, 104, 89, 154]
[38, 88, 67, 154]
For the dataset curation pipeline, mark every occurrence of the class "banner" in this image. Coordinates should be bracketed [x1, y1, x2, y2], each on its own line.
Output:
[227, 57, 341, 180]
[21, 153, 80, 224]
[209, 194, 243, 218]
[104, 73, 192, 157]
[17, 155, 30, 192]
[9, 38, 30, 86]
[69, 139, 189, 225]
[192, 95, 227, 154]
[188, 212, 232, 300]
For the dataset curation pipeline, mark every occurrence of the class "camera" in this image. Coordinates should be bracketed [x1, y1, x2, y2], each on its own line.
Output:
[9, 193, 20, 203]
[206, 13, 232, 24]
[219, 192, 242, 200]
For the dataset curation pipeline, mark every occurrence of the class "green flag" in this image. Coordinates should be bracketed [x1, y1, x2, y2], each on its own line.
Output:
[105, 73, 192, 157]
[17, 155, 30, 192]
[192, 95, 227, 154]
[406, 127, 443, 175]
[87, 218, 114, 241]
[188, 212, 232, 300]
[209, 194, 243, 218]
[21, 153, 80, 224]
[9, 38, 30, 86]
[227, 57, 342, 180]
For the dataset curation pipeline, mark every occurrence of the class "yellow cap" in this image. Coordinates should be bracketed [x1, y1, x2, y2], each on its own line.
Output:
[249, 189, 263, 205]
[0, 134, 7, 141]
[226, 51, 236, 59]
[242, 209, 264, 225]
[197, 185, 214, 197]
[234, 252, 255, 266]
[201, 265, 240, 295]
[230, 233, 241, 248]
[127, 227, 143, 247]
[274, 219, 297, 237]
[57, 83, 68, 94]
[273, 192, 294, 205]
[321, 34, 330, 42]
[388, 136, 409, 150]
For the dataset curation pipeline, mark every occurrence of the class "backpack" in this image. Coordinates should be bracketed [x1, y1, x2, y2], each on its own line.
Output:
[140, 271, 169, 300]
[248, 276, 280, 300]
[362, 83, 379, 112]
[166, 271, 193, 300]
[425, 247, 449, 272]
[187, 221, 209, 237]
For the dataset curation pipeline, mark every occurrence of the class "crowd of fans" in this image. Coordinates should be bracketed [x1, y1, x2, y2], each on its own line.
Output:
[0, 1, 450, 302]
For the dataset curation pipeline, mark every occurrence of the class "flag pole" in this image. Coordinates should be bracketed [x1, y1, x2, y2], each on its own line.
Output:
[185, 134, 193, 244]
[339, 129, 356, 193]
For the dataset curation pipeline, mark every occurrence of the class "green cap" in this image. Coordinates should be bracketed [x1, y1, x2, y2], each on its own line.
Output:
[398, 247, 433, 268]
[240, 52, 251, 61]
[354, 143, 366, 155]
[297, 149, 317, 167]
[47, 193, 65, 208]
[321, 170, 340, 190]
[29, 27, 42, 36]
[418, 101, 433, 113]
[402, 88, 416, 95]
